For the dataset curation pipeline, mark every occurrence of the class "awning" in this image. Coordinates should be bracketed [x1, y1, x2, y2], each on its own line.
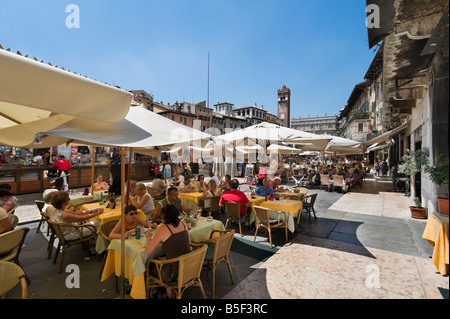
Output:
[366, 138, 395, 152]
[363, 121, 410, 147]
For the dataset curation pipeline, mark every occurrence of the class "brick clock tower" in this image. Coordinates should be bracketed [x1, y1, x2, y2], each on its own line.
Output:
[277, 85, 291, 127]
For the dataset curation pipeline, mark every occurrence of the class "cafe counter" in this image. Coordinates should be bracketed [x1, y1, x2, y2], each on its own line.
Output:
[0, 163, 162, 195]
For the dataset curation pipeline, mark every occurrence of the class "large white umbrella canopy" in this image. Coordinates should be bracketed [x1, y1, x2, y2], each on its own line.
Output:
[3, 106, 212, 152]
[322, 135, 364, 154]
[0, 48, 133, 145]
[216, 122, 331, 150]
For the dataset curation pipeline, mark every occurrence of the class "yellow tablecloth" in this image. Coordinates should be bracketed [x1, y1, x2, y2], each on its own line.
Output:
[247, 195, 266, 207]
[422, 212, 449, 275]
[250, 199, 303, 233]
[79, 202, 146, 254]
[178, 192, 204, 211]
[79, 202, 146, 226]
[261, 199, 303, 218]
[179, 192, 204, 203]
[101, 218, 225, 299]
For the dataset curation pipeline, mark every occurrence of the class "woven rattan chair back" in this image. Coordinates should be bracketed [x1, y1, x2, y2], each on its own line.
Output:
[253, 206, 270, 227]
[7, 204, 19, 215]
[8, 214, 19, 230]
[281, 194, 303, 201]
[99, 220, 118, 246]
[209, 196, 221, 215]
[212, 229, 234, 262]
[35, 200, 45, 213]
[0, 227, 29, 257]
[0, 261, 27, 299]
[224, 202, 240, 219]
[178, 244, 207, 287]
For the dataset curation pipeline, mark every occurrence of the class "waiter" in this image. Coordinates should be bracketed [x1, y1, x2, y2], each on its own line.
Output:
[52, 155, 72, 191]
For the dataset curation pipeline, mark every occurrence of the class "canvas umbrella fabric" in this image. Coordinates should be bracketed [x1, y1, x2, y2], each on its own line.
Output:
[216, 122, 332, 151]
[2, 107, 212, 152]
[0, 48, 133, 145]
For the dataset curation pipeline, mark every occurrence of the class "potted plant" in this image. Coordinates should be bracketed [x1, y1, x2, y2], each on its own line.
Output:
[425, 155, 449, 215]
[398, 148, 429, 219]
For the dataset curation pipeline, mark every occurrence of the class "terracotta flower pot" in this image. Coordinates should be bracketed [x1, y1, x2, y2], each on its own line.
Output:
[437, 197, 449, 215]
[409, 206, 427, 219]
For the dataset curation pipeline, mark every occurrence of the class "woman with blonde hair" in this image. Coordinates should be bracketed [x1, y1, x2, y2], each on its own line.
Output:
[202, 179, 222, 214]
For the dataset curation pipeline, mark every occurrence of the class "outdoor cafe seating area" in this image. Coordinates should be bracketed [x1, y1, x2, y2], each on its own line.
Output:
[1, 171, 323, 299]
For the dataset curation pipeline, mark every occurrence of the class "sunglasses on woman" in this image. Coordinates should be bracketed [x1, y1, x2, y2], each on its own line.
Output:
[128, 212, 138, 216]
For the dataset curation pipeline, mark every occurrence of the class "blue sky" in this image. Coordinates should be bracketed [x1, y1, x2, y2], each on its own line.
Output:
[0, 0, 376, 119]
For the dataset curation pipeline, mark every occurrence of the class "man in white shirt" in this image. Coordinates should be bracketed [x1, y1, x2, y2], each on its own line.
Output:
[179, 176, 196, 193]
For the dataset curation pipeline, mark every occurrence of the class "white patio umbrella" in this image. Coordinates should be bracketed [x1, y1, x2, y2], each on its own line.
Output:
[1, 106, 212, 152]
[0, 48, 133, 145]
[216, 122, 331, 150]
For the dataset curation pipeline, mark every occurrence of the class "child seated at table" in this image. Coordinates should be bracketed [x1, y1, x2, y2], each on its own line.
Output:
[109, 204, 151, 240]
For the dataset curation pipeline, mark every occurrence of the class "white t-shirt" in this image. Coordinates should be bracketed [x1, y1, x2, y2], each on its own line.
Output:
[138, 192, 155, 213]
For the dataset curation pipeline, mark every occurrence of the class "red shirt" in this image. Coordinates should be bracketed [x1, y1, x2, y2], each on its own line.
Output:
[219, 190, 249, 215]
[52, 159, 72, 171]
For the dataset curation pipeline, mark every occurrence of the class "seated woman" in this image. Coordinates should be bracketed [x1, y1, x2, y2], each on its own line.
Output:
[145, 204, 191, 298]
[91, 175, 109, 193]
[50, 191, 103, 241]
[109, 204, 150, 240]
[152, 173, 167, 199]
[219, 174, 231, 192]
[129, 182, 155, 221]
[202, 179, 222, 214]
[0, 189, 18, 213]
[195, 175, 208, 191]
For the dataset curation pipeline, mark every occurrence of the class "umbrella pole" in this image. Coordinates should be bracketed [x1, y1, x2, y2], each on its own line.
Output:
[118, 147, 127, 299]
[126, 148, 133, 204]
[91, 147, 95, 193]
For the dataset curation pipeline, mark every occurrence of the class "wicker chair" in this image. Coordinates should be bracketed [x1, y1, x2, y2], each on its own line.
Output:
[45, 207, 57, 259]
[301, 193, 318, 224]
[7, 204, 19, 215]
[192, 229, 235, 299]
[224, 202, 245, 237]
[253, 206, 288, 248]
[0, 227, 30, 283]
[320, 174, 333, 191]
[35, 200, 46, 234]
[145, 243, 207, 299]
[0, 261, 27, 299]
[47, 219, 98, 273]
[98, 220, 118, 279]
[281, 194, 303, 201]
[332, 175, 345, 193]
[208, 195, 222, 219]
[8, 214, 19, 230]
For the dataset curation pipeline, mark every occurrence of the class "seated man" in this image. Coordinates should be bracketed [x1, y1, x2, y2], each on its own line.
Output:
[151, 187, 193, 225]
[256, 178, 274, 197]
[219, 179, 251, 223]
[179, 176, 196, 193]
